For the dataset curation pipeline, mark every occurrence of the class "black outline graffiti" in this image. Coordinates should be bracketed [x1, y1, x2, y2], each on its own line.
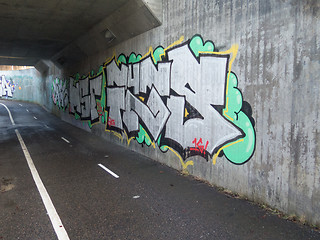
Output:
[60, 34, 256, 164]
[69, 71, 103, 124]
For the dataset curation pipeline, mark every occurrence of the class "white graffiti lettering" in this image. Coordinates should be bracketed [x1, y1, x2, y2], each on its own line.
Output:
[64, 42, 245, 159]
[52, 78, 68, 109]
[0, 75, 15, 98]
[53, 35, 256, 164]
[69, 73, 103, 122]
[165, 44, 241, 154]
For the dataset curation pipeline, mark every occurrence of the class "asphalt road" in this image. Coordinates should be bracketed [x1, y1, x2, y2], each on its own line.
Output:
[0, 99, 319, 240]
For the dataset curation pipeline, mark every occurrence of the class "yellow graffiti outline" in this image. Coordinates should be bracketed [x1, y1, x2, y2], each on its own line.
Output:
[123, 130, 135, 146]
[223, 97, 234, 121]
[105, 129, 123, 142]
[127, 135, 135, 146]
[104, 51, 117, 66]
[199, 44, 239, 95]
[141, 36, 185, 64]
[212, 138, 244, 165]
[162, 146, 194, 171]
[141, 47, 154, 61]
[159, 36, 185, 60]
[90, 121, 100, 127]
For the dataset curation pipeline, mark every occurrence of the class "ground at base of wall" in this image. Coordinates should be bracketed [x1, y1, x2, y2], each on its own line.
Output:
[184, 172, 320, 232]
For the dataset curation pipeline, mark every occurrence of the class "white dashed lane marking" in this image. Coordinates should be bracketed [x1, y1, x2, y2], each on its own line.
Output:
[98, 164, 119, 179]
[61, 137, 70, 144]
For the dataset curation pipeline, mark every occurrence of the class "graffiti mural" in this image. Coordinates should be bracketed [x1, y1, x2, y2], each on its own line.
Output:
[69, 72, 104, 124]
[53, 35, 256, 166]
[0, 75, 15, 98]
[52, 78, 69, 109]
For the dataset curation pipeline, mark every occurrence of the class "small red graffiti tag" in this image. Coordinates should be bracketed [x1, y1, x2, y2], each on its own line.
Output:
[96, 102, 103, 116]
[190, 138, 209, 154]
[108, 117, 115, 126]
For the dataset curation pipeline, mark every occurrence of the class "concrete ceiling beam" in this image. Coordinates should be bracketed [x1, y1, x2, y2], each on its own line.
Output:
[52, 0, 162, 67]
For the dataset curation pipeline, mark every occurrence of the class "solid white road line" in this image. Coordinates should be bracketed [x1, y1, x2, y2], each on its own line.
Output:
[98, 164, 120, 179]
[1, 103, 70, 240]
[61, 137, 70, 144]
[0, 103, 16, 125]
[15, 130, 70, 240]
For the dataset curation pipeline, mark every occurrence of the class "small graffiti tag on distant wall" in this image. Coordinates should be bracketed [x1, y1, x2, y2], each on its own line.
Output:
[0, 75, 15, 98]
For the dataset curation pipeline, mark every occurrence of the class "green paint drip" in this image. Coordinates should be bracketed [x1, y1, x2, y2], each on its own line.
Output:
[136, 125, 152, 146]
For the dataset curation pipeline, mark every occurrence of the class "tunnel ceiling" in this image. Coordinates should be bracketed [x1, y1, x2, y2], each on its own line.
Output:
[0, 0, 162, 67]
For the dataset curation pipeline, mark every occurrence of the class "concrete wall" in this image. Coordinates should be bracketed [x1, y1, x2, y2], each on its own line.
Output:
[0, 68, 43, 103]
[38, 61, 64, 114]
[46, 0, 319, 226]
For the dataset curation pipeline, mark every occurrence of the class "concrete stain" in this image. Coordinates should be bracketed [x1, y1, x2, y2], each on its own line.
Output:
[0, 177, 15, 193]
